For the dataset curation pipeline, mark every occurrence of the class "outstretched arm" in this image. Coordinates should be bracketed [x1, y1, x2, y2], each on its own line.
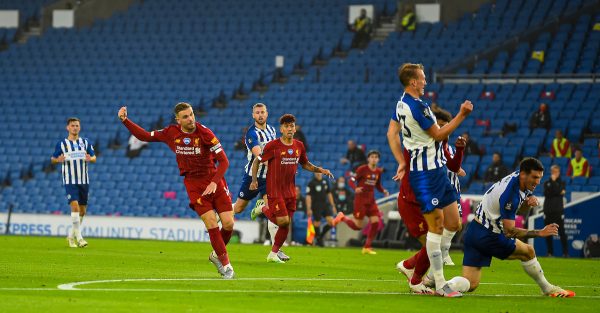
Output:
[302, 162, 334, 179]
[118, 106, 164, 142]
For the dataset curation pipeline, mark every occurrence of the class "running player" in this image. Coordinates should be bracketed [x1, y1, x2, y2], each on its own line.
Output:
[249, 114, 334, 263]
[395, 111, 466, 294]
[386, 63, 473, 297]
[333, 150, 388, 255]
[51, 117, 96, 248]
[118, 103, 236, 279]
[460, 158, 575, 297]
[231, 103, 289, 261]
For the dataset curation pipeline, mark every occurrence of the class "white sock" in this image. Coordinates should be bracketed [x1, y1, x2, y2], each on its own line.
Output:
[426, 232, 446, 289]
[79, 215, 84, 225]
[447, 276, 470, 292]
[71, 212, 83, 240]
[521, 257, 553, 293]
[267, 220, 278, 246]
[441, 228, 456, 259]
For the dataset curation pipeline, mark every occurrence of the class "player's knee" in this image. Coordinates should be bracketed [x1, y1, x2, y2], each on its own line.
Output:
[221, 219, 234, 230]
[525, 244, 536, 260]
[278, 220, 290, 228]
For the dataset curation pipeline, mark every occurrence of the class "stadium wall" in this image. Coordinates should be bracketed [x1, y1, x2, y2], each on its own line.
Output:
[0, 213, 260, 243]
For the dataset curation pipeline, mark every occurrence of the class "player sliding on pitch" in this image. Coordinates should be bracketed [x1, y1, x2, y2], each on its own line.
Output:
[453, 158, 575, 298]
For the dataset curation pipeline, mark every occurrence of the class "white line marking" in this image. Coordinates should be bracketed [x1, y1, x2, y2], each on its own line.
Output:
[55, 277, 600, 290]
[1, 287, 599, 298]
[3, 277, 600, 299]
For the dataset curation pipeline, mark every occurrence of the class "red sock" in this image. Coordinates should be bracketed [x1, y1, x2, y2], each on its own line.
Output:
[262, 205, 277, 224]
[342, 216, 361, 230]
[220, 228, 233, 245]
[364, 222, 379, 248]
[410, 247, 430, 285]
[271, 226, 289, 253]
[208, 227, 229, 266]
[403, 250, 420, 269]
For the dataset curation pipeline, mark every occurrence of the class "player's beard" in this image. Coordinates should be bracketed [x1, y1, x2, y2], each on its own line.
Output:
[255, 118, 265, 126]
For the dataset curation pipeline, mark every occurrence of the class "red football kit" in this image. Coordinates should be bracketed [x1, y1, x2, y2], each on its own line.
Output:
[350, 164, 385, 219]
[122, 119, 232, 216]
[258, 138, 307, 218]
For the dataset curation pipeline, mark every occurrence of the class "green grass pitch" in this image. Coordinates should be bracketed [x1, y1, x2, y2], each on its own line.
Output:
[1, 235, 598, 312]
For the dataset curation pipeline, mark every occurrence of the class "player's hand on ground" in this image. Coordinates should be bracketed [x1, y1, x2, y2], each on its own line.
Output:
[249, 180, 258, 190]
[393, 163, 406, 181]
[118, 106, 128, 121]
[201, 182, 217, 196]
[458, 168, 467, 177]
[455, 136, 467, 148]
[459, 100, 473, 116]
[383, 189, 389, 197]
[320, 168, 334, 179]
[539, 223, 559, 237]
[55, 154, 66, 163]
[355, 187, 363, 194]
[526, 196, 539, 207]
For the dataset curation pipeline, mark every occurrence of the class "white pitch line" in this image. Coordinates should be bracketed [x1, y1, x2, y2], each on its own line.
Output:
[56, 277, 600, 291]
[2, 287, 600, 298]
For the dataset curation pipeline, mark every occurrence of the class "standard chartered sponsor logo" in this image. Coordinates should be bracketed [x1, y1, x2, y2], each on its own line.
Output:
[281, 157, 299, 165]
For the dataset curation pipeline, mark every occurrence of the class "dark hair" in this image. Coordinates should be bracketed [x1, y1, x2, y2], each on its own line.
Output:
[520, 157, 544, 173]
[66, 117, 80, 125]
[434, 110, 452, 123]
[367, 150, 380, 158]
[173, 102, 192, 116]
[279, 113, 296, 125]
[398, 63, 424, 87]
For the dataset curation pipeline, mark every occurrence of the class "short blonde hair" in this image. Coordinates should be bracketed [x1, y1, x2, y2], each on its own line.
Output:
[398, 63, 424, 87]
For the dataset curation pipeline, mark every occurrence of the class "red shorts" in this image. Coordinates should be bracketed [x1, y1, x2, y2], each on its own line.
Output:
[268, 197, 296, 218]
[353, 198, 379, 219]
[184, 177, 232, 216]
[397, 195, 428, 238]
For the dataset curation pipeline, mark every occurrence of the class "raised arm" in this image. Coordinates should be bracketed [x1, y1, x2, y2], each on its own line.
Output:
[118, 106, 164, 142]
[426, 101, 473, 142]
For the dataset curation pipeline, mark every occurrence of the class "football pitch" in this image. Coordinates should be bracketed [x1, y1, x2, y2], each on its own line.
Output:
[1, 235, 598, 313]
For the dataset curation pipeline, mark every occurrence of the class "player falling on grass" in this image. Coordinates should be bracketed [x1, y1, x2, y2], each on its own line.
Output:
[118, 103, 236, 279]
[395, 111, 466, 294]
[231, 103, 289, 261]
[386, 63, 473, 297]
[249, 114, 334, 263]
[51, 117, 96, 248]
[457, 158, 575, 298]
[332, 150, 389, 255]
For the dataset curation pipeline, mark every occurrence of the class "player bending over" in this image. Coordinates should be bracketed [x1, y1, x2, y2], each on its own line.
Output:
[457, 158, 575, 298]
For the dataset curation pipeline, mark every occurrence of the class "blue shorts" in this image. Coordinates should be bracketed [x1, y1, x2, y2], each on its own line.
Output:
[409, 167, 459, 213]
[65, 184, 89, 205]
[237, 175, 266, 201]
[462, 221, 516, 267]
